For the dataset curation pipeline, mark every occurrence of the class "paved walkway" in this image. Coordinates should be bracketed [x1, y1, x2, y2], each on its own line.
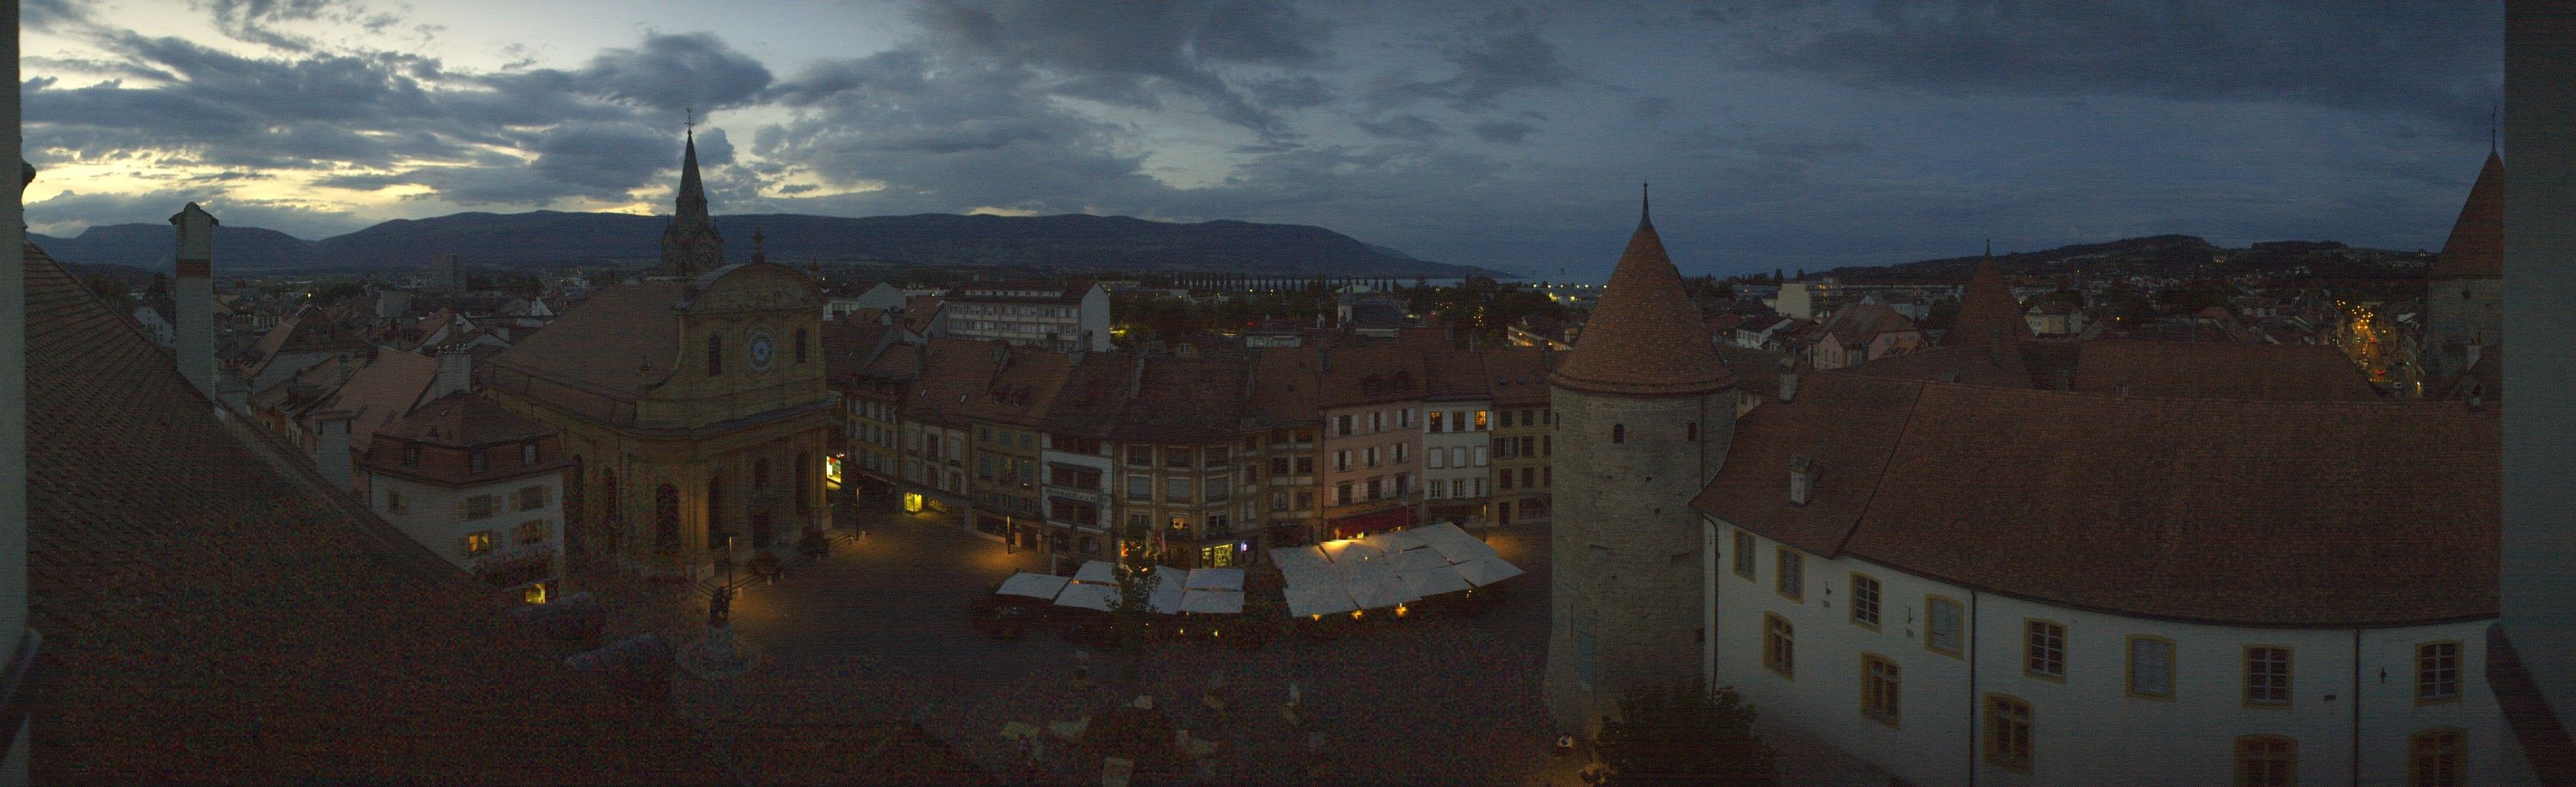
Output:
[571, 504, 1886, 785]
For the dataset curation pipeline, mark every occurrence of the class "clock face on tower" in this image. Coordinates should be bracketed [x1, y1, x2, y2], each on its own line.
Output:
[747, 330, 776, 371]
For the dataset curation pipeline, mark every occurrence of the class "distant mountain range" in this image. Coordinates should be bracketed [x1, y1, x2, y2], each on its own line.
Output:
[1819, 234, 2435, 282]
[26, 211, 1508, 279]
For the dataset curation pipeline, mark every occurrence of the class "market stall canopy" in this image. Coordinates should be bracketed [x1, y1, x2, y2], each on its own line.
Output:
[1178, 589, 1244, 615]
[1399, 565, 1473, 599]
[1073, 560, 1118, 585]
[1272, 547, 1331, 573]
[1285, 582, 1359, 618]
[1183, 567, 1245, 592]
[1345, 573, 1417, 610]
[1453, 555, 1525, 587]
[1318, 539, 1388, 564]
[1368, 526, 1434, 553]
[1147, 566, 1189, 613]
[1054, 582, 1121, 612]
[998, 571, 1072, 599]
[1429, 536, 1499, 564]
[1388, 548, 1452, 574]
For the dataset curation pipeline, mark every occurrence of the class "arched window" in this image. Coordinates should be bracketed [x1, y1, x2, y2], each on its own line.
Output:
[707, 334, 723, 376]
[652, 483, 679, 554]
[707, 477, 729, 547]
[795, 453, 812, 514]
[753, 459, 772, 490]
[1612, 423, 1625, 443]
[794, 327, 808, 364]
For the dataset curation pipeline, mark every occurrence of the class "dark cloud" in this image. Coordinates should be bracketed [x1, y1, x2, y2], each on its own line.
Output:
[1359, 114, 1449, 141]
[1472, 121, 1536, 144]
[23, 0, 96, 32]
[904, 0, 1331, 139]
[1748, 2, 2499, 131]
[529, 32, 775, 113]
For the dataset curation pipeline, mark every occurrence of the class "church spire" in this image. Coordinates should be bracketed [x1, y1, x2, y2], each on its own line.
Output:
[659, 118, 725, 278]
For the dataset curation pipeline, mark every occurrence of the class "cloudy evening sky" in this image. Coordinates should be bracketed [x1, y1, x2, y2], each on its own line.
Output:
[19, 0, 2503, 280]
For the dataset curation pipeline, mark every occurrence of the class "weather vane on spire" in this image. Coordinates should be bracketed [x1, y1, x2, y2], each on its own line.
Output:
[686, 105, 697, 136]
[2490, 102, 2498, 155]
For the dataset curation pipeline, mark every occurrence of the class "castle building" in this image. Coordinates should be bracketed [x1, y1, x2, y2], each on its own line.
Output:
[1545, 192, 1740, 737]
[2421, 151, 2504, 400]
[481, 134, 833, 578]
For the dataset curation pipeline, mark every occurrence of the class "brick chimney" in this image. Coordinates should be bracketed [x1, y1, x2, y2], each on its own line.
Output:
[430, 347, 473, 400]
[170, 202, 218, 398]
[1788, 454, 1817, 506]
[314, 409, 354, 490]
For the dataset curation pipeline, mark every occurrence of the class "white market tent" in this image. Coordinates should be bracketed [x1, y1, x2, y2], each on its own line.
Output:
[1344, 573, 1417, 610]
[1387, 547, 1452, 574]
[1146, 566, 1189, 613]
[1073, 560, 1118, 585]
[1178, 588, 1245, 614]
[1453, 554, 1525, 587]
[1429, 536, 1500, 564]
[997, 572, 1071, 600]
[1054, 582, 1122, 612]
[1316, 539, 1388, 564]
[1398, 564, 1473, 599]
[1271, 548, 1330, 573]
[1285, 582, 1359, 618]
[1183, 567, 1245, 592]
[1366, 526, 1433, 553]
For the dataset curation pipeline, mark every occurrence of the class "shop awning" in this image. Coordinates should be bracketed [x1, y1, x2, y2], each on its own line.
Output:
[997, 571, 1071, 600]
[1054, 582, 1121, 612]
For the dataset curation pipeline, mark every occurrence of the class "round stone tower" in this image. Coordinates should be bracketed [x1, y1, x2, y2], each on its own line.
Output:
[1545, 189, 1738, 738]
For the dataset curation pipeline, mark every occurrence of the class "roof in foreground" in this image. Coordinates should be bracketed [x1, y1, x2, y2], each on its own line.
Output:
[1692, 370, 2497, 628]
[23, 242, 710, 784]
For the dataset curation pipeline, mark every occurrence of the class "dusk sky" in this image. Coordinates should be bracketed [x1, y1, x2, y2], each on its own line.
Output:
[20, 1, 2503, 280]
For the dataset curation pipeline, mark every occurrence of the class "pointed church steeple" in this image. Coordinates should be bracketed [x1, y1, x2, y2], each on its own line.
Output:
[660, 125, 725, 278]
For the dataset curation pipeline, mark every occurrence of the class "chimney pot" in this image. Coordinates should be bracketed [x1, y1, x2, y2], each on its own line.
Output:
[1788, 455, 1816, 506]
[1778, 370, 1800, 403]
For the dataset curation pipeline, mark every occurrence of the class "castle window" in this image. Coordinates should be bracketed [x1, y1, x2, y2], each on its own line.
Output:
[2026, 619, 2066, 680]
[1861, 654, 1900, 728]
[1983, 695, 2033, 773]
[1849, 574, 1881, 629]
[2410, 728, 2464, 786]
[402, 443, 419, 467]
[1687, 423, 1698, 442]
[2129, 636, 2176, 699]
[1762, 613, 1794, 679]
[2245, 646, 2292, 706]
[2233, 736, 2296, 787]
[1927, 596, 1964, 657]
[1611, 423, 1625, 443]
[1731, 530, 1755, 579]
[2417, 642, 2461, 702]
[1775, 548, 1803, 601]
[707, 334, 723, 376]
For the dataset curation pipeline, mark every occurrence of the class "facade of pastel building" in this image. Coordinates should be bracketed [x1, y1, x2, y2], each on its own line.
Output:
[357, 393, 572, 603]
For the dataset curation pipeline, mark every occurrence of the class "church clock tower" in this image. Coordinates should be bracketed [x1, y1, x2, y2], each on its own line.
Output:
[660, 128, 725, 279]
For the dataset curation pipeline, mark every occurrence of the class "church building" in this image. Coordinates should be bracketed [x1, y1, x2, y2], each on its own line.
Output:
[480, 131, 835, 579]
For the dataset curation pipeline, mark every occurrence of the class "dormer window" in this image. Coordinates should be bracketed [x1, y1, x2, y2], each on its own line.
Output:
[1612, 423, 1625, 443]
[402, 443, 420, 467]
[469, 449, 488, 475]
[523, 442, 539, 465]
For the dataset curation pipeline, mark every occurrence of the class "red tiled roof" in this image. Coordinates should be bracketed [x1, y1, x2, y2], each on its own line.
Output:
[484, 281, 685, 402]
[1552, 213, 1734, 397]
[1947, 257, 2029, 350]
[22, 242, 709, 784]
[1250, 346, 1323, 426]
[1694, 372, 2497, 627]
[2067, 340, 2378, 402]
[317, 347, 440, 445]
[2431, 152, 2503, 279]
[1481, 346, 1559, 407]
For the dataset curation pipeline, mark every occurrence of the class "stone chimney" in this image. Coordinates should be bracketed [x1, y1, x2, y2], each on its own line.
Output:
[1778, 370, 1799, 403]
[314, 410, 354, 490]
[170, 202, 218, 398]
[1788, 455, 1816, 506]
[430, 347, 473, 400]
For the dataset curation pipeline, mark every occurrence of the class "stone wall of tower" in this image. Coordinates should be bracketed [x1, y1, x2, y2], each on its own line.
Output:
[2423, 275, 2502, 380]
[1544, 384, 1735, 737]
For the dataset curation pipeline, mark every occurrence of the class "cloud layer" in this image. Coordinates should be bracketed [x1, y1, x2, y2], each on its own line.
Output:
[18, 0, 2504, 277]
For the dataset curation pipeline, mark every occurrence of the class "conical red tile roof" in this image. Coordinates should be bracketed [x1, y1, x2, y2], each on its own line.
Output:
[1552, 203, 1734, 397]
[2431, 152, 2502, 279]
[1947, 256, 2028, 349]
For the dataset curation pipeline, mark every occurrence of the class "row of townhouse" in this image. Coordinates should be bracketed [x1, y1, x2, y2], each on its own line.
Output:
[824, 327, 1575, 569]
